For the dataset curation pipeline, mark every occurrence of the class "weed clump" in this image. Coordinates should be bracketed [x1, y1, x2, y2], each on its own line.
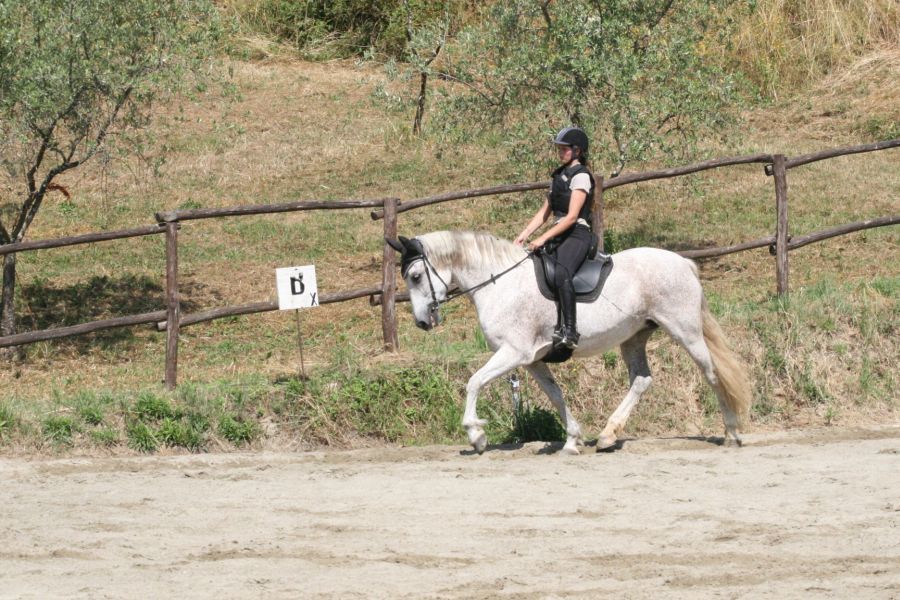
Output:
[218, 414, 257, 445]
[42, 415, 78, 445]
[0, 404, 19, 441]
[127, 422, 159, 453]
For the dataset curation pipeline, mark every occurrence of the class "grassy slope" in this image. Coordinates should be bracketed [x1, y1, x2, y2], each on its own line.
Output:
[0, 47, 897, 454]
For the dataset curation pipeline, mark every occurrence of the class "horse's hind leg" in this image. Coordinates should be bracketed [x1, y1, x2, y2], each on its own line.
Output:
[654, 314, 743, 447]
[597, 328, 655, 451]
[526, 362, 583, 455]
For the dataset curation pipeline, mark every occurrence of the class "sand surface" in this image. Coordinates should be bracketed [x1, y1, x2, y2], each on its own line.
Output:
[2, 427, 899, 599]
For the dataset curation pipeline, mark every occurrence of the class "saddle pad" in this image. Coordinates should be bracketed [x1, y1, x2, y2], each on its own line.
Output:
[532, 253, 614, 303]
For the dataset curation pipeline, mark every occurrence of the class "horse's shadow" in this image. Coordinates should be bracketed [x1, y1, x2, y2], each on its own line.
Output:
[460, 435, 727, 456]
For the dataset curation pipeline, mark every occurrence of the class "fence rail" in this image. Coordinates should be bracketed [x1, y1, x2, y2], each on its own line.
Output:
[156, 197, 391, 223]
[768, 139, 900, 174]
[0, 310, 168, 348]
[0, 224, 167, 256]
[1, 138, 897, 388]
[154, 286, 382, 330]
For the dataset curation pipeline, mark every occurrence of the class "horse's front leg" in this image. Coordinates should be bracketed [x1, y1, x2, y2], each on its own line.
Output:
[526, 361, 583, 455]
[463, 346, 525, 454]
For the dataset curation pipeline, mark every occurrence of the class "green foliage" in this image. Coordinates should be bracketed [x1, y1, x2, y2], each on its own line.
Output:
[429, 0, 747, 175]
[90, 428, 120, 447]
[127, 421, 159, 453]
[855, 116, 900, 142]
[505, 404, 565, 444]
[133, 392, 178, 421]
[157, 417, 205, 451]
[77, 405, 105, 426]
[218, 413, 258, 445]
[0, 404, 18, 440]
[602, 351, 618, 369]
[42, 415, 77, 445]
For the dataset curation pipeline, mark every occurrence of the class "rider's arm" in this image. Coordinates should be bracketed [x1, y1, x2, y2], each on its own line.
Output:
[514, 198, 551, 246]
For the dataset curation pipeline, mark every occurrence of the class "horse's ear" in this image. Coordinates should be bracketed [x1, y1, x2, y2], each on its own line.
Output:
[385, 237, 404, 254]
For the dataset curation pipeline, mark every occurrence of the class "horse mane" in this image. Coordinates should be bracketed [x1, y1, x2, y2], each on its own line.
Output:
[417, 230, 527, 272]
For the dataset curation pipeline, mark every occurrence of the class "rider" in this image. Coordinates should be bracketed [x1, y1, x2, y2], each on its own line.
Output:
[514, 126, 595, 349]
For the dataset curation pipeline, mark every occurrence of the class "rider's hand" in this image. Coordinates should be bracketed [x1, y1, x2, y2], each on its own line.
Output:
[513, 233, 527, 246]
[527, 238, 545, 252]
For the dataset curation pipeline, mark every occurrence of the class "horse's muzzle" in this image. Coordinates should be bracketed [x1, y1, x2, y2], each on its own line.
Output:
[416, 306, 442, 330]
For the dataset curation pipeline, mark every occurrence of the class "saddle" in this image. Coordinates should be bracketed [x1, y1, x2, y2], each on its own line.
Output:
[532, 248, 614, 303]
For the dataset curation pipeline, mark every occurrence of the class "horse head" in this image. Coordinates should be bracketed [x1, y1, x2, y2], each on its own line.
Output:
[386, 236, 447, 330]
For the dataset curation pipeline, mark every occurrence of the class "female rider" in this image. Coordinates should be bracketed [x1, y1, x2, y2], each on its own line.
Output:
[514, 126, 595, 349]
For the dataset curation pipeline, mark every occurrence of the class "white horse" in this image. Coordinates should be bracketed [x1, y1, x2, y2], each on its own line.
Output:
[388, 230, 752, 455]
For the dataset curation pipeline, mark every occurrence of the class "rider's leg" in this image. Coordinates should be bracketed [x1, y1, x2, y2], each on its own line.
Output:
[552, 229, 590, 349]
[557, 279, 579, 348]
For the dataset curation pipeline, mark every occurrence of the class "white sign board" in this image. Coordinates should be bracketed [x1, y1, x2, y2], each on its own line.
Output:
[276, 265, 319, 310]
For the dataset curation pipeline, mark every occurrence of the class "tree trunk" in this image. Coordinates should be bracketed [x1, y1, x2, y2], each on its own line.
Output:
[413, 72, 428, 136]
[1, 252, 17, 361]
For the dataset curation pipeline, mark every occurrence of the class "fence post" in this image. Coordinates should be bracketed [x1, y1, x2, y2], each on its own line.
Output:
[165, 222, 180, 389]
[772, 154, 789, 296]
[381, 198, 399, 351]
[592, 176, 605, 252]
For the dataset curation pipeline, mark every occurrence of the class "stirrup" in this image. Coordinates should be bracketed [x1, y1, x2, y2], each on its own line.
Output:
[552, 325, 564, 343]
[556, 328, 579, 350]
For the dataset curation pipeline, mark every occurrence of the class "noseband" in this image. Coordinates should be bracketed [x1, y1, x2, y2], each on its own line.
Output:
[401, 243, 447, 324]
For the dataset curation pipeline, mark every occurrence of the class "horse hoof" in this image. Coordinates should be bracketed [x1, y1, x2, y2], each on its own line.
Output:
[724, 436, 743, 448]
[596, 435, 617, 451]
[472, 432, 487, 455]
[561, 443, 580, 456]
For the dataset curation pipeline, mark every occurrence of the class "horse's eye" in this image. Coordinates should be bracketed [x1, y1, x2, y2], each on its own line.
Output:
[411, 273, 421, 284]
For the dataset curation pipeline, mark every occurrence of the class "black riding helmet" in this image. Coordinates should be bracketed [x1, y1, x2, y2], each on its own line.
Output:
[553, 126, 589, 154]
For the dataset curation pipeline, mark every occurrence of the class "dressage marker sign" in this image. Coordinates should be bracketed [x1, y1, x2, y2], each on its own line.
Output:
[276, 265, 319, 378]
[276, 266, 319, 310]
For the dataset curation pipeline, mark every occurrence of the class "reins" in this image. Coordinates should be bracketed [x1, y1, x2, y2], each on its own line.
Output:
[410, 248, 533, 314]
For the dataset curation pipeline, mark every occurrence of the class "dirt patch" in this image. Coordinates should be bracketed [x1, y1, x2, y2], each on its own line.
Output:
[2, 426, 899, 598]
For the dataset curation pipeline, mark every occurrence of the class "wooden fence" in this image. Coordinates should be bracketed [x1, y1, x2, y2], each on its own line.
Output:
[1, 139, 897, 389]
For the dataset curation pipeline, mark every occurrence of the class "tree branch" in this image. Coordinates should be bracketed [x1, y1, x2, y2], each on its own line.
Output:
[25, 86, 87, 194]
[435, 71, 501, 106]
[14, 85, 133, 240]
[540, 1, 553, 31]
[611, 128, 628, 178]
[647, 0, 676, 32]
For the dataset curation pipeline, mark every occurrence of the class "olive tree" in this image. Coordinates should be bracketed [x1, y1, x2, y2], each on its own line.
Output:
[0, 0, 225, 342]
[432, 0, 746, 175]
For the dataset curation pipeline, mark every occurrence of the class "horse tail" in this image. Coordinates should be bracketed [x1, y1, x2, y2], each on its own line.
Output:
[701, 298, 752, 428]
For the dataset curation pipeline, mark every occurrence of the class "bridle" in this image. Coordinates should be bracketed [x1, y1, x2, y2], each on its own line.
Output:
[400, 238, 532, 326]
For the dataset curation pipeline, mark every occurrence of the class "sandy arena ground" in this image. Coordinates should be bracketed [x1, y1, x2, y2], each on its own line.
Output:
[2, 426, 899, 599]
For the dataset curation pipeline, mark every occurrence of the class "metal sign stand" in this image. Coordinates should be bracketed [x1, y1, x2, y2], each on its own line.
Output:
[295, 309, 307, 380]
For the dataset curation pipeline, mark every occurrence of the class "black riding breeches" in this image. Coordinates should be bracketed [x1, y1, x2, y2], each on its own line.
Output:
[550, 224, 592, 289]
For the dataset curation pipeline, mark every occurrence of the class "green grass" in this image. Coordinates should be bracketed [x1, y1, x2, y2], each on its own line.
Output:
[127, 422, 159, 453]
[90, 428, 120, 447]
[0, 404, 19, 441]
[42, 415, 78, 445]
[218, 414, 258, 445]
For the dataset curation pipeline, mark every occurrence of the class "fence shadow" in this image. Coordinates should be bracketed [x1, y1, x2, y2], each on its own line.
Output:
[19, 274, 196, 353]
[604, 223, 719, 254]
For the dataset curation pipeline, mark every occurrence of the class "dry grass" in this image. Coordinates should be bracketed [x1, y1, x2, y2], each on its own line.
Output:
[731, 0, 900, 99]
[1, 45, 897, 450]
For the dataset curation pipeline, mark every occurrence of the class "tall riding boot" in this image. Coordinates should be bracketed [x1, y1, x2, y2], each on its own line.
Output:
[557, 279, 579, 349]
